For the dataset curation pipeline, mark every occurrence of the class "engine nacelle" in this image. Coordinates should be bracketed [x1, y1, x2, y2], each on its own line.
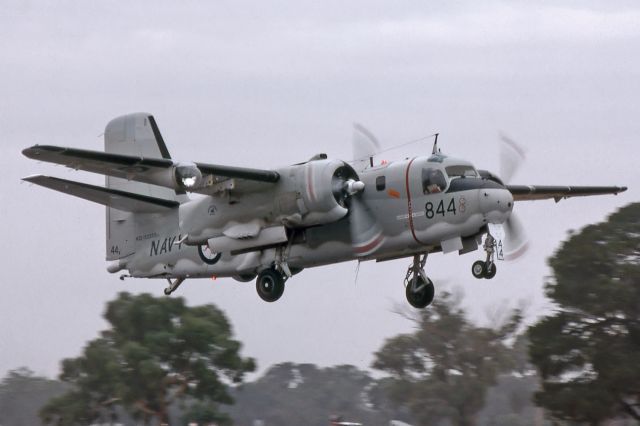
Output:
[173, 162, 203, 190]
[149, 161, 204, 191]
[284, 159, 360, 227]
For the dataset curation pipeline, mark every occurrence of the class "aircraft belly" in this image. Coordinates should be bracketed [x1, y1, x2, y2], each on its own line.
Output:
[124, 189, 486, 279]
[127, 242, 205, 277]
[286, 219, 355, 267]
[127, 246, 258, 279]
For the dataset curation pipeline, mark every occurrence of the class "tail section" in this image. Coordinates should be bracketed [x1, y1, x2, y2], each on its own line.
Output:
[105, 113, 183, 261]
[104, 113, 182, 199]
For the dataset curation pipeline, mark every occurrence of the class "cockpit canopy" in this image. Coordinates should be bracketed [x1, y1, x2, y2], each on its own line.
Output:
[422, 155, 479, 194]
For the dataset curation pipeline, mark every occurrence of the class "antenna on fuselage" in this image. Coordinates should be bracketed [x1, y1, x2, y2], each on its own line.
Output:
[431, 133, 440, 154]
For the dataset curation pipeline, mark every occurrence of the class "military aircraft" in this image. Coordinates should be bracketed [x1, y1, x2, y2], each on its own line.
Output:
[22, 113, 627, 308]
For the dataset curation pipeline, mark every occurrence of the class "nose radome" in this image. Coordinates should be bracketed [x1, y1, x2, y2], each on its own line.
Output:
[480, 188, 514, 223]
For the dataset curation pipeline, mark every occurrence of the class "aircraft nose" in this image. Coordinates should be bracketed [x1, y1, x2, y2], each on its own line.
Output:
[479, 188, 514, 223]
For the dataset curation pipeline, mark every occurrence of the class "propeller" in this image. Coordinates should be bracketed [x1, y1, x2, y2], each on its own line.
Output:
[348, 124, 386, 256]
[502, 212, 529, 260]
[499, 133, 526, 183]
[352, 123, 381, 171]
[348, 192, 385, 257]
[499, 134, 529, 260]
[331, 163, 384, 257]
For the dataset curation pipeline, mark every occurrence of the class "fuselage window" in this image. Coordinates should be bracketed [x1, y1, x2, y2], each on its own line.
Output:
[422, 168, 447, 194]
[376, 176, 386, 191]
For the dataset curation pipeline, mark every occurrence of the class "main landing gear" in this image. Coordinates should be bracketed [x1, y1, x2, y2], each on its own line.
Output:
[256, 268, 286, 302]
[404, 253, 435, 309]
[472, 233, 498, 279]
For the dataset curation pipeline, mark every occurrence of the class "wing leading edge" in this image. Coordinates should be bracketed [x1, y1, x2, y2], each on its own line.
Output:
[507, 185, 627, 202]
[21, 145, 280, 193]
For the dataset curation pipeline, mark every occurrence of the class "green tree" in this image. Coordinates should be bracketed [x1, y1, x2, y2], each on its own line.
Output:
[0, 367, 68, 426]
[528, 203, 640, 424]
[372, 292, 521, 426]
[226, 363, 409, 426]
[40, 292, 255, 425]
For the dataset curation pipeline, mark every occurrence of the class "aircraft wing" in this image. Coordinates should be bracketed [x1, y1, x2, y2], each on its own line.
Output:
[22, 175, 179, 213]
[21, 145, 280, 194]
[507, 185, 627, 202]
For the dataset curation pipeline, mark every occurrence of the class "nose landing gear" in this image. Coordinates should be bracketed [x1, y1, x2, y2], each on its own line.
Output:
[472, 233, 498, 279]
[404, 253, 435, 309]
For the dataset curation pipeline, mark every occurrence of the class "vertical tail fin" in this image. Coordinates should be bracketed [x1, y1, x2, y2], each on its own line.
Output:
[105, 113, 184, 261]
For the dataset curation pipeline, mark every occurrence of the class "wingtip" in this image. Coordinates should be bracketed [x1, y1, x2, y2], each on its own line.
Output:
[22, 145, 64, 158]
[22, 174, 45, 183]
[21, 145, 37, 157]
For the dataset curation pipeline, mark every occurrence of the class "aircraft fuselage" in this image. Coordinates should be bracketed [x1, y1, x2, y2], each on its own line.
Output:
[122, 154, 513, 280]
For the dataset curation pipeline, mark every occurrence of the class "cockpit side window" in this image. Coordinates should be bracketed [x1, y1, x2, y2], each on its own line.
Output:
[422, 168, 447, 194]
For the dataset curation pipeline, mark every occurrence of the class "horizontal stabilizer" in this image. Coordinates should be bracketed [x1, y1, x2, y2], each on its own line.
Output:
[507, 185, 627, 202]
[22, 175, 179, 213]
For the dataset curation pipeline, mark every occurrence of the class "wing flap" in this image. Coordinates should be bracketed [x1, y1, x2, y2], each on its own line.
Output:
[507, 185, 627, 202]
[23, 175, 179, 213]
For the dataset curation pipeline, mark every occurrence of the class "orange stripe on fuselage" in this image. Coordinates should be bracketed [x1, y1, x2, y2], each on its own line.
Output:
[387, 189, 401, 198]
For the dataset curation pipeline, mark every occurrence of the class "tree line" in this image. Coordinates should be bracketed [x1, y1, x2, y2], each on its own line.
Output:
[2, 203, 638, 425]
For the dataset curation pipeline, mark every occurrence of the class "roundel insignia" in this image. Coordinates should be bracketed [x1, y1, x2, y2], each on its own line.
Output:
[459, 197, 467, 213]
[197, 244, 222, 265]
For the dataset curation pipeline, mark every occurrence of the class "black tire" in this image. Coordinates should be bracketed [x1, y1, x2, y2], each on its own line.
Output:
[472, 260, 486, 279]
[405, 276, 435, 309]
[256, 269, 285, 302]
[484, 262, 497, 279]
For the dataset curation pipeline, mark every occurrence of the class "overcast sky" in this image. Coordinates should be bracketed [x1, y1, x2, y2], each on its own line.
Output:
[1, 1, 638, 380]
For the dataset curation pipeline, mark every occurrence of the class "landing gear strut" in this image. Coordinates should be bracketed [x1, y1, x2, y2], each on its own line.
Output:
[256, 268, 286, 302]
[404, 254, 435, 309]
[472, 234, 498, 279]
[164, 277, 185, 295]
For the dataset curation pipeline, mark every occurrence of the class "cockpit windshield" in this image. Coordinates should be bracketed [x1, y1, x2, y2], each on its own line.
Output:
[445, 165, 478, 178]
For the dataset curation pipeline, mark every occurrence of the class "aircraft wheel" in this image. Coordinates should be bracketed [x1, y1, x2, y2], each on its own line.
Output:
[256, 269, 285, 302]
[484, 262, 497, 279]
[472, 261, 486, 279]
[405, 276, 435, 309]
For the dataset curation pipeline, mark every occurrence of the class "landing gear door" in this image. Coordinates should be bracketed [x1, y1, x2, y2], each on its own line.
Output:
[487, 223, 505, 261]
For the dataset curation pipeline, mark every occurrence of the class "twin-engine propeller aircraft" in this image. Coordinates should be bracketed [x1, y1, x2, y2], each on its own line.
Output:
[22, 113, 627, 308]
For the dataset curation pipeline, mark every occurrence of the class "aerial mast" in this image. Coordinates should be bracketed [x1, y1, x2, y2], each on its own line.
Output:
[431, 133, 440, 154]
